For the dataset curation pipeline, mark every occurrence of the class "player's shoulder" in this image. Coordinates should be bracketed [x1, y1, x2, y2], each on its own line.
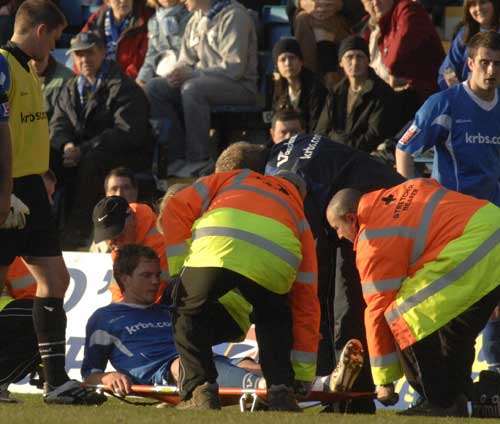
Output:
[421, 86, 458, 113]
[87, 303, 129, 325]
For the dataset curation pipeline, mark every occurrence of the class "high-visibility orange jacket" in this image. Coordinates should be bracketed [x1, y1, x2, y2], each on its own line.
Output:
[355, 178, 500, 385]
[4, 257, 36, 299]
[160, 169, 320, 382]
[109, 202, 168, 303]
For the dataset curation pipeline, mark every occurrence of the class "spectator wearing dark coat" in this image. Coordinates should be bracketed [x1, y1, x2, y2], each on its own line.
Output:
[81, 0, 153, 79]
[315, 36, 401, 153]
[271, 37, 327, 133]
[50, 32, 153, 248]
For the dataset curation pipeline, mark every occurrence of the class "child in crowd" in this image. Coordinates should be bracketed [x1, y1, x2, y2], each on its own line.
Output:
[439, 0, 500, 89]
[293, 0, 351, 88]
[136, 0, 190, 86]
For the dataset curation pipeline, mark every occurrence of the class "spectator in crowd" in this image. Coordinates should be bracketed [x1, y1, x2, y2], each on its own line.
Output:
[92, 195, 167, 302]
[326, 179, 500, 417]
[104, 166, 139, 203]
[438, 0, 500, 90]
[50, 32, 153, 249]
[315, 35, 401, 153]
[362, 0, 445, 114]
[145, 0, 258, 179]
[271, 37, 327, 133]
[31, 54, 74, 121]
[81, 0, 153, 79]
[287, 0, 365, 29]
[270, 110, 304, 145]
[293, 0, 351, 88]
[136, 0, 190, 86]
[396, 31, 500, 375]
[89, 167, 139, 254]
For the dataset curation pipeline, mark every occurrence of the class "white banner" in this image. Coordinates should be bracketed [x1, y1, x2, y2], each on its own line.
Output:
[12, 252, 113, 393]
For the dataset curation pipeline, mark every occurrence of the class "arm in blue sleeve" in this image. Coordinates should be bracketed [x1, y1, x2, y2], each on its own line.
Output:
[396, 93, 451, 156]
[0, 55, 11, 122]
[438, 28, 467, 89]
[81, 312, 113, 379]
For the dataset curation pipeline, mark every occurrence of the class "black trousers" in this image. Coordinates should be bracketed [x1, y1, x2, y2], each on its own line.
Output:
[399, 286, 500, 407]
[0, 299, 40, 386]
[173, 266, 294, 399]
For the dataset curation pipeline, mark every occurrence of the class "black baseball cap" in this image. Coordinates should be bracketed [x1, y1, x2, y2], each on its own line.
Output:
[92, 196, 130, 243]
[67, 31, 105, 54]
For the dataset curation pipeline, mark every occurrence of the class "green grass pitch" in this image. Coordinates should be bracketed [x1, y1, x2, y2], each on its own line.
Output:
[0, 394, 495, 424]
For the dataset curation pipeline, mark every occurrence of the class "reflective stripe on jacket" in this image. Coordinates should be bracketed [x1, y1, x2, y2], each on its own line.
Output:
[161, 169, 320, 381]
[109, 203, 168, 303]
[355, 178, 500, 385]
[5, 257, 36, 299]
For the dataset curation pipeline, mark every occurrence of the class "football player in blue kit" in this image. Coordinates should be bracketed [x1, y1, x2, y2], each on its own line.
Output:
[81, 245, 264, 395]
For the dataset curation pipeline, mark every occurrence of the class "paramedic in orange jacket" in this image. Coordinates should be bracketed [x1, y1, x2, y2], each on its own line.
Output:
[160, 169, 320, 411]
[92, 196, 168, 302]
[326, 178, 500, 417]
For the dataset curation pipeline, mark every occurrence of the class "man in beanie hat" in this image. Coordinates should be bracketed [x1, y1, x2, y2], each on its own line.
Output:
[316, 35, 404, 153]
[271, 37, 327, 133]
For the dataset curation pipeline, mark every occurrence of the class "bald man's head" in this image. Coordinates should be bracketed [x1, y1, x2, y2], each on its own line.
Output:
[326, 188, 362, 242]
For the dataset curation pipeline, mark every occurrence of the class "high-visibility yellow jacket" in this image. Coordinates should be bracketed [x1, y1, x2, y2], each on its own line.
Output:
[355, 178, 500, 385]
[160, 169, 320, 382]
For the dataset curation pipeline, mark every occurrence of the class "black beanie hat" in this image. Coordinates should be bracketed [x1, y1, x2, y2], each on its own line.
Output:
[273, 37, 303, 65]
[338, 35, 370, 61]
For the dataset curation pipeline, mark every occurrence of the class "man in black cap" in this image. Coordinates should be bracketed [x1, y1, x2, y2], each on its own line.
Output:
[50, 32, 154, 250]
[92, 195, 167, 302]
[315, 35, 404, 153]
[271, 37, 327, 133]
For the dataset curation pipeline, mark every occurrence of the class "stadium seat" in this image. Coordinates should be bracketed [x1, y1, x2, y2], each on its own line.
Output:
[261, 5, 289, 24]
[443, 6, 462, 41]
[59, 0, 84, 28]
[261, 5, 291, 50]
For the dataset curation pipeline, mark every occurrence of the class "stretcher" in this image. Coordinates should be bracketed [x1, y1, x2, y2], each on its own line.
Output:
[87, 384, 376, 412]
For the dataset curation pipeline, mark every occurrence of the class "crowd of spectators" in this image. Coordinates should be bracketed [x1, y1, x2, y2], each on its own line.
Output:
[0, 0, 486, 245]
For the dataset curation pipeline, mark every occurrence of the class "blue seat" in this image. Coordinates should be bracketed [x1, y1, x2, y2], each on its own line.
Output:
[59, 0, 84, 27]
[268, 24, 292, 49]
[261, 5, 289, 24]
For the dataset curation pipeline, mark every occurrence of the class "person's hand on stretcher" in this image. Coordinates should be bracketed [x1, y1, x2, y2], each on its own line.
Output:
[100, 372, 132, 397]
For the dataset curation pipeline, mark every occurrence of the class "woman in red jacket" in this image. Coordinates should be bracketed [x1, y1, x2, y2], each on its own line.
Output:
[82, 0, 153, 79]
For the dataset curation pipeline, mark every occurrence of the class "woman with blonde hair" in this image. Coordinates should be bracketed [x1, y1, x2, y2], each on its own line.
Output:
[137, 0, 190, 86]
